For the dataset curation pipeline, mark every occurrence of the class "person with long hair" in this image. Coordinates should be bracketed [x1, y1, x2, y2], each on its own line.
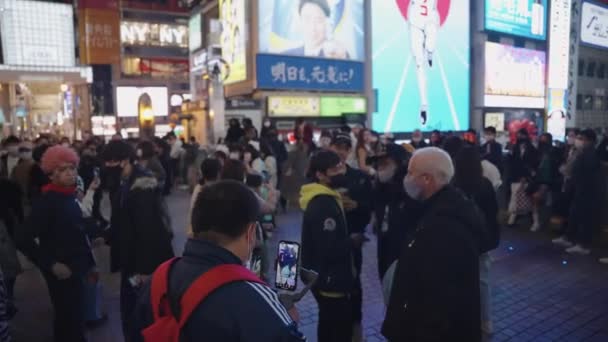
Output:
[355, 129, 377, 176]
[452, 146, 499, 335]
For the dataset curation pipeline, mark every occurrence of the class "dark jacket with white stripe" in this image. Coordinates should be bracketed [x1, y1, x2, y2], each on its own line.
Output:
[132, 238, 304, 342]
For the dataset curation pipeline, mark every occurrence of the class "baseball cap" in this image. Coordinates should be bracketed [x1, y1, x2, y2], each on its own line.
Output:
[307, 150, 341, 179]
[331, 132, 352, 147]
[371, 143, 408, 164]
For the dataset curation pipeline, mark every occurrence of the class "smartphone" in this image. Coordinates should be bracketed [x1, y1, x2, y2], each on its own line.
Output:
[275, 241, 300, 291]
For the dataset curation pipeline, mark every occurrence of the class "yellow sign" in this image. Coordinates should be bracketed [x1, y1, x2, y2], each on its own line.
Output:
[268, 96, 320, 117]
[220, 0, 247, 84]
[485, 112, 505, 132]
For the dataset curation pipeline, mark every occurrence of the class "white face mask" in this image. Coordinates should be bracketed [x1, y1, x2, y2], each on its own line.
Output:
[320, 137, 331, 148]
[229, 152, 240, 160]
[62, 143, 70, 148]
[377, 164, 396, 183]
[403, 174, 424, 201]
[264, 121, 271, 128]
[412, 136, 422, 143]
[20, 151, 32, 160]
[136, 149, 143, 158]
[6, 145, 19, 156]
[243, 153, 252, 163]
[567, 136, 576, 146]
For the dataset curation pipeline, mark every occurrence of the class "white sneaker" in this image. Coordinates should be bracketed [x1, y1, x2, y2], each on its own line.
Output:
[530, 222, 541, 232]
[599, 258, 608, 264]
[507, 214, 516, 226]
[552, 236, 574, 248]
[565, 244, 591, 255]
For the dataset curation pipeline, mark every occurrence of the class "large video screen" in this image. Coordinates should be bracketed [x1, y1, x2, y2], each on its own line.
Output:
[485, 0, 547, 40]
[372, 0, 470, 133]
[258, 0, 364, 61]
[484, 42, 546, 109]
[220, 0, 248, 84]
[116, 86, 168, 117]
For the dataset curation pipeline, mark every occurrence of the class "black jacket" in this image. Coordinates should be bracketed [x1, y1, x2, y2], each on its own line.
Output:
[133, 239, 304, 342]
[300, 184, 356, 294]
[382, 186, 483, 342]
[0, 179, 23, 238]
[17, 185, 95, 277]
[481, 140, 503, 172]
[466, 178, 500, 253]
[509, 141, 540, 182]
[344, 166, 372, 234]
[109, 166, 174, 274]
[570, 146, 604, 220]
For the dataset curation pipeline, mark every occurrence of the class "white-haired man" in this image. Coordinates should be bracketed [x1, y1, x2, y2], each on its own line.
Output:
[382, 147, 484, 342]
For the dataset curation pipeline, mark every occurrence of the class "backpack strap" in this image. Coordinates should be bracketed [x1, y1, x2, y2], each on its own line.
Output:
[177, 264, 265, 328]
[150, 257, 181, 321]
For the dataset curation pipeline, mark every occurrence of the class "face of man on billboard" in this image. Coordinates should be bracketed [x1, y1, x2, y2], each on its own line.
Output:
[300, 2, 328, 50]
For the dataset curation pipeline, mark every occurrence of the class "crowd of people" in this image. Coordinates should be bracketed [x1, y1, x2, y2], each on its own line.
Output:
[0, 118, 607, 342]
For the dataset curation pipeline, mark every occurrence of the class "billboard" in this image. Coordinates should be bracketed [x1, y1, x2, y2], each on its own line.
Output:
[189, 12, 202, 52]
[116, 87, 168, 117]
[372, 0, 470, 133]
[484, 109, 543, 145]
[485, 0, 547, 40]
[484, 42, 546, 109]
[258, 0, 364, 61]
[320, 96, 366, 116]
[581, 1, 608, 50]
[121, 21, 188, 48]
[267, 96, 320, 117]
[0, 0, 76, 67]
[78, 9, 121, 65]
[220, 0, 248, 84]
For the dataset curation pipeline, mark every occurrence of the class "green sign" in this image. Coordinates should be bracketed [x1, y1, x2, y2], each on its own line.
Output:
[320, 97, 367, 117]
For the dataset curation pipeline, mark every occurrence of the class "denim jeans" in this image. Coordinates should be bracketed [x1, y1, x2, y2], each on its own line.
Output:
[480, 253, 492, 326]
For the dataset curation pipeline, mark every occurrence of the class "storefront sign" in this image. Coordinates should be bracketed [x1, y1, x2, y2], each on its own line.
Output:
[485, 0, 547, 40]
[121, 21, 188, 48]
[320, 97, 366, 117]
[191, 50, 208, 72]
[79, 9, 121, 65]
[581, 1, 608, 49]
[226, 99, 262, 110]
[267, 96, 320, 117]
[0, 0, 75, 67]
[257, 54, 364, 92]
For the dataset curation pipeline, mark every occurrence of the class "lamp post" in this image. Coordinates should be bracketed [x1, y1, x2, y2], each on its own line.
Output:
[138, 93, 155, 140]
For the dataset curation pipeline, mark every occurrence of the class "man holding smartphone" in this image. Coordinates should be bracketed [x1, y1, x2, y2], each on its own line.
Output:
[300, 150, 363, 342]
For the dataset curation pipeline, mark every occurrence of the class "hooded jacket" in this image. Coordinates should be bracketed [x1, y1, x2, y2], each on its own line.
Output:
[382, 186, 484, 342]
[299, 183, 356, 294]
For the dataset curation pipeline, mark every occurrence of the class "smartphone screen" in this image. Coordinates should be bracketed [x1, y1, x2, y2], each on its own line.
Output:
[275, 241, 300, 291]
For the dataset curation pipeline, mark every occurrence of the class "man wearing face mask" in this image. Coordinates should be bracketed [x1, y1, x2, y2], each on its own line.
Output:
[133, 180, 304, 342]
[382, 147, 484, 342]
[1, 136, 21, 179]
[371, 143, 420, 281]
[300, 150, 362, 342]
[330, 132, 372, 341]
[410, 129, 427, 150]
[100, 141, 174, 341]
[481, 126, 503, 172]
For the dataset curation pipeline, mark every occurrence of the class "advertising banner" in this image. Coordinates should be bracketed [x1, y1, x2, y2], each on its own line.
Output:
[116, 87, 168, 117]
[268, 96, 320, 117]
[485, 0, 547, 40]
[189, 12, 202, 52]
[257, 54, 364, 92]
[220, 0, 248, 84]
[320, 96, 366, 116]
[581, 1, 608, 49]
[484, 109, 544, 145]
[258, 0, 364, 61]
[484, 42, 546, 108]
[79, 9, 121, 65]
[121, 21, 188, 48]
[0, 0, 76, 67]
[372, 0, 470, 133]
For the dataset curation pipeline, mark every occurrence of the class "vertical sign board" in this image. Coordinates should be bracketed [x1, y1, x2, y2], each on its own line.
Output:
[546, 0, 572, 141]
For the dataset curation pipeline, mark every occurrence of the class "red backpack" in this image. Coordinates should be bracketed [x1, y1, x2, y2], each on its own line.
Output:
[141, 257, 265, 342]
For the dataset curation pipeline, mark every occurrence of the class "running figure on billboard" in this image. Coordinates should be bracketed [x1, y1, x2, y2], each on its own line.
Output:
[408, 0, 440, 126]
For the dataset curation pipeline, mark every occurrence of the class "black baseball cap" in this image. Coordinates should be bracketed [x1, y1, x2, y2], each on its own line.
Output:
[371, 143, 408, 164]
[331, 132, 352, 147]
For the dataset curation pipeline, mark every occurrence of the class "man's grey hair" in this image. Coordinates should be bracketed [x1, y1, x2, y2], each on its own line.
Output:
[412, 147, 454, 186]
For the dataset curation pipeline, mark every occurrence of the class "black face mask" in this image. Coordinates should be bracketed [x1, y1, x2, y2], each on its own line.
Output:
[102, 166, 123, 193]
[329, 173, 349, 189]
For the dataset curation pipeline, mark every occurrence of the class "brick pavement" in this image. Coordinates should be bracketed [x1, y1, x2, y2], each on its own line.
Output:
[9, 191, 608, 341]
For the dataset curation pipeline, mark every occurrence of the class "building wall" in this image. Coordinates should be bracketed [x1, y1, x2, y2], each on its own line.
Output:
[574, 45, 608, 129]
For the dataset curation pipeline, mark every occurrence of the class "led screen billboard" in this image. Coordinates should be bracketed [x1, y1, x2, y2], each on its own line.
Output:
[485, 0, 547, 40]
[220, 0, 248, 84]
[258, 0, 364, 61]
[372, 0, 470, 133]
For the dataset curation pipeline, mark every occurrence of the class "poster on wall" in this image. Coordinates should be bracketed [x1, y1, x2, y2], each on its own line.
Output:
[580, 1, 608, 50]
[267, 96, 320, 117]
[372, 0, 470, 133]
[484, 42, 546, 108]
[116, 87, 168, 117]
[485, 0, 547, 40]
[220, 0, 248, 84]
[258, 0, 364, 61]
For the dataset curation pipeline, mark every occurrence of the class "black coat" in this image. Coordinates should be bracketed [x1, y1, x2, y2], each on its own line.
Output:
[0, 179, 23, 238]
[109, 167, 174, 275]
[17, 186, 95, 277]
[509, 141, 540, 182]
[467, 178, 500, 253]
[481, 140, 503, 172]
[382, 186, 483, 342]
[344, 166, 372, 234]
[570, 146, 604, 222]
[300, 191, 356, 294]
